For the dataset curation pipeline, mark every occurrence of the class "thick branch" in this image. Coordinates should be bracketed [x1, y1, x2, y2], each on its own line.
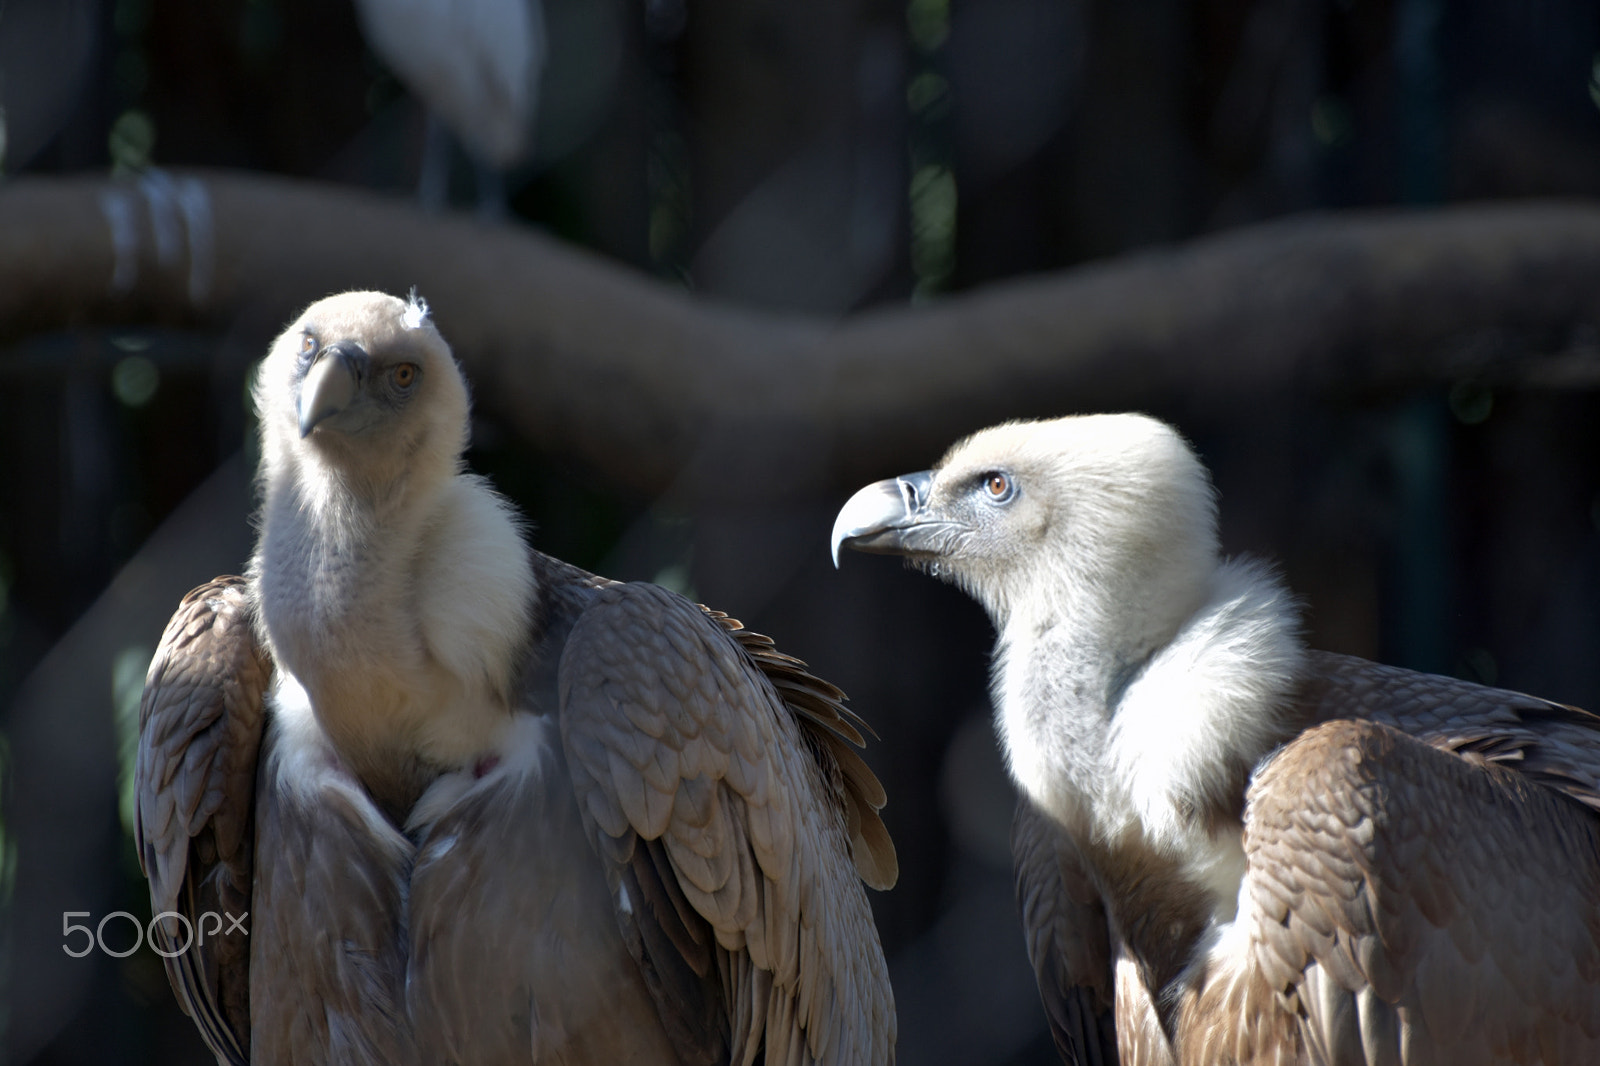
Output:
[4, 171, 1599, 492]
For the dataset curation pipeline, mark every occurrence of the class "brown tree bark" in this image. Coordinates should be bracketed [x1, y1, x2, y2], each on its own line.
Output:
[3, 170, 1599, 495]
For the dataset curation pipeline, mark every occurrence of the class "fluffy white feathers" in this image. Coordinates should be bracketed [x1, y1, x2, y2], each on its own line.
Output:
[413, 474, 534, 704]
[1106, 558, 1304, 851]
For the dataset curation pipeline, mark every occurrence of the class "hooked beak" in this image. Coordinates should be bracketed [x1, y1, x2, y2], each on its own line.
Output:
[830, 469, 943, 567]
[297, 343, 367, 438]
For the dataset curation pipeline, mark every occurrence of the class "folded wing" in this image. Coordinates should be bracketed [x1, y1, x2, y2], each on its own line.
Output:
[559, 582, 896, 1066]
[134, 576, 268, 1066]
[1194, 669, 1600, 1065]
[1012, 798, 1118, 1066]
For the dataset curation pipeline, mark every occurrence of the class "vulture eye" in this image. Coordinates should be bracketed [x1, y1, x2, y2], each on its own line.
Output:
[982, 472, 1014, 503]
[298, 334, 317, 359]
[392, 363, 418, 388]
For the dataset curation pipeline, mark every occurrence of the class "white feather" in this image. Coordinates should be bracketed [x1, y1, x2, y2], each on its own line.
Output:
[401, 290, 430, 330]
[1107, 558, 1304, 852]
[415, 475, 533, 700]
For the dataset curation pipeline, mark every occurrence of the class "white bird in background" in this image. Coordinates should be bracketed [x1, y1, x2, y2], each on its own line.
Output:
[350, 0, 546, 212]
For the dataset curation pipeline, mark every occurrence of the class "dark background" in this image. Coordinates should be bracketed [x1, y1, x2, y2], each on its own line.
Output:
[3, 0, 1600, 1062]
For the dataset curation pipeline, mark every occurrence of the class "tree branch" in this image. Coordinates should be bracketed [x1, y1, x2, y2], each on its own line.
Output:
[4, 170, 1599, 493]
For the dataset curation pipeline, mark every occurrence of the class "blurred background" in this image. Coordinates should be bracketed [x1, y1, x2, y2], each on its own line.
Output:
[3, 0, 1600, 1061]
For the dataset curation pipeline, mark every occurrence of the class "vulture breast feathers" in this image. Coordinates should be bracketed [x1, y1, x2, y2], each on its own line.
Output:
[833, 413, 1600, 1066]
[134, 291, 897, 1066]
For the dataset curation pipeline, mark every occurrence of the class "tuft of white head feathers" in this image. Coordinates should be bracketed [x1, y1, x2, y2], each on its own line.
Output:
[402, 288, 431, 330]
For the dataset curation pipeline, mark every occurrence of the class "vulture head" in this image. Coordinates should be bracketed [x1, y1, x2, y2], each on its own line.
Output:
[256, 289, 467, 498]
[833, 414, 1223, 660]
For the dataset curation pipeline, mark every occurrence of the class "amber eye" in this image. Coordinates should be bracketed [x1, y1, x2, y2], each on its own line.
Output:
[983, 472, 1013, 501]
[392, 363, 418, 388]
[299, 334, 316, 356]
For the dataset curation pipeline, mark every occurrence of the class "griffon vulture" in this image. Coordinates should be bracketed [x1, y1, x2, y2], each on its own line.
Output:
[135, 291, 897, 1066]
[832, 413, 1600, 1066]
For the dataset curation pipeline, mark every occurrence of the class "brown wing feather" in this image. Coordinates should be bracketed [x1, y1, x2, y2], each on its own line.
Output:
[711, 611, 897, 892]
[1198, 716, 1600, 1065]
[248, 724, 416, 1065]
[404, 741, 694, 1065]
[1303, 650, 1600, 812]
[134, 576, 269, 1066]
[559, 582, 896, 1066]
[1012, 797, 1119, 1066]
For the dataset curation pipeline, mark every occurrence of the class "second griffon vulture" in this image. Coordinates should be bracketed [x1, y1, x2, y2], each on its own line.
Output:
[135, 291, 897, 1065]
[833, 413, 1600, 1066]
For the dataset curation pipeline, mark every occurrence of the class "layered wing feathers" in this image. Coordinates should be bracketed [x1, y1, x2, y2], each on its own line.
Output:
[1183, 659, 1600, 1065]
[714, 613, 896, 893]
[1304, 651, 1600, 813]
[134, 576, 268, 1066]
[1216, 717, 1600, 1065]
[559, 582, 895, 1066]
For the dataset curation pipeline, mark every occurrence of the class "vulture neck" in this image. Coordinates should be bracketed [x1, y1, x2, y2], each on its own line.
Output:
[255, 449, 535, 820]
[995, 555, 1305, 931]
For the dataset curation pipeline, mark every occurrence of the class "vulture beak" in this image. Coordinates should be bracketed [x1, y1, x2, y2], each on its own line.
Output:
[298, 343, 368, 438]
[830, 470, 943, 568]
